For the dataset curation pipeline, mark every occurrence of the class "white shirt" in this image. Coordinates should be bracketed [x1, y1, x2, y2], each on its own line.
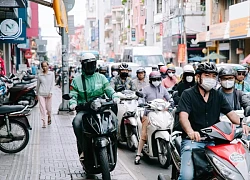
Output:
[37, 71, 54, 96]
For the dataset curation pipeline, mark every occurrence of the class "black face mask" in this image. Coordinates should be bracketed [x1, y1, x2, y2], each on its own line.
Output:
[120, 72, 128, 79]
[82, 61, 96, 75]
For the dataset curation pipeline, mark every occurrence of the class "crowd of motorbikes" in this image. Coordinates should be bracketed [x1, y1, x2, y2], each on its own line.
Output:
[0, 71, 36, 154]
[62, 84, 250, 180]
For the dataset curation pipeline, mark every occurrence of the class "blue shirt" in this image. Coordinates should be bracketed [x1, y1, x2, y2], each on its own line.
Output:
[31, 65, 37, 75]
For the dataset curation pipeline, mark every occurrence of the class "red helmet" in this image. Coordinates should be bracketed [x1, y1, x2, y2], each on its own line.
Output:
[149, 71, 161, 81]
[160, 66, 167, 73]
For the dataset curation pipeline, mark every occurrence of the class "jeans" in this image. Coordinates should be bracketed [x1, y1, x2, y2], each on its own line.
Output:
[72, 111, 87, 154]
[178, 139, 215, 180]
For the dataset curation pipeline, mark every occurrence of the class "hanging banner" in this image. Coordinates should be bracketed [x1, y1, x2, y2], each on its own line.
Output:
[178, 44, 186, 63]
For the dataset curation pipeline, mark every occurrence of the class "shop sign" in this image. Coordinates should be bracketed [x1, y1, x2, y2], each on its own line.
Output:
[178, 44, 186, 63]
[0, 18, 26, 43]
[230, 17, 249, 38]
[210, 22, 227, 40]
[196, 31, 210, 42]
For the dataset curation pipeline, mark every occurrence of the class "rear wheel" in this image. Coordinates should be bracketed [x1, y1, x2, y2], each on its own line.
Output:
[158, 139, 171, 168]
[99, 147, 111, 180]
[0, 120, 29, 153]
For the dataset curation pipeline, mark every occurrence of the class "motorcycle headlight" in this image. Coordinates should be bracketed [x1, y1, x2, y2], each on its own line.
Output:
[212, 157, 240, 180]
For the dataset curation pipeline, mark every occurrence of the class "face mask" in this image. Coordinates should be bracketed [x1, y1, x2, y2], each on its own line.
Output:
[186, 76, 193, 83]
[152, 81, 161, 87]
[200, 78, 217, 91]
[221, 80, 235, 89]
[120, 72, 128, 79]
[168, 72, 174, 77]
[112, 71, 118, 76]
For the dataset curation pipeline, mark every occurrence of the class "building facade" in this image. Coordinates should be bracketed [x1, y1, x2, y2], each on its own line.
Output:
[197, 0, 249, 64]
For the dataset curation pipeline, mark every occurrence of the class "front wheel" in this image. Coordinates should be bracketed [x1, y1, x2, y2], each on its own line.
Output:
[158, 139, 171, 168]
[99, 147, 111, 180]
[0, 120, 29, 153]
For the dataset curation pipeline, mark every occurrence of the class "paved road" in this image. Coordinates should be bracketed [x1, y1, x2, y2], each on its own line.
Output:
[0, 87, 137, 180]
[118, 143, 171, 180]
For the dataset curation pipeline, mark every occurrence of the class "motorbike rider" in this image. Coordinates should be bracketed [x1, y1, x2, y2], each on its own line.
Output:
[159, 66, 167, 79]
[98, 65, 109, 79]
[158, 62, 164, 72]
[132, 67, 149, 90]
[176, 62, 249, 180]
[69, 53, 119, 160]
[173, 64, 195, 105]
[162, 65, 178, 89]
[110, 63, 136, 92]
[218, 66, 250, 114]
[152, 65, 158, 72]
[244, 63, 250, 84]
[234, 66, 250, 93]
[128, 67, 132, 78]
[134, 71, 171, 165]
[109, 64, 119, 82]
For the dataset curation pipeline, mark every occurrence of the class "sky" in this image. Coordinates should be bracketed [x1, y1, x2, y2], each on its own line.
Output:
[38, 0, 86, 54]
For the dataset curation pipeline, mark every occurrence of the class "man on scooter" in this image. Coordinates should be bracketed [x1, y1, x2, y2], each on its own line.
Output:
[218, 66, 250, 116]
[176, 62, 249, 180]
[133, 67, 149, 91]
[69, 53, 119, 160]
[110, 63, 136, 92]
[134, 71, 171, 164]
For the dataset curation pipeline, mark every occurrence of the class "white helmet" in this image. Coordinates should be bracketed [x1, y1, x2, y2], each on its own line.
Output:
[183, 64, 195, 74]
[80, 53, 96, 63]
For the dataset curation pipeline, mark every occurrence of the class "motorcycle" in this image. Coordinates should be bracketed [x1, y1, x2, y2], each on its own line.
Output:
[163, 121, 250, 180]
[0, 104, 32, 153]
[0, 75, 38, 108]
[62, 94, 118, 180]
[116, 90, 139, 151]
[136, 91, 174, 168]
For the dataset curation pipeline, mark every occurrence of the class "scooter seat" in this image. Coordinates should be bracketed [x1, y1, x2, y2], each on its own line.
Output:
[22, 75, 35, 81]
[174, 136, 182, 154]
[0, 105, 24, 115]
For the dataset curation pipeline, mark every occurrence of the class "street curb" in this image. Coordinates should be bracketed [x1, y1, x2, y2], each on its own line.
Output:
[118, 158, 138, 180]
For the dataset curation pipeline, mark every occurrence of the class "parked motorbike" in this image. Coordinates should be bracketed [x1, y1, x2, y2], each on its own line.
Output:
[63, 94, 118, 180]
[0, 104, 32, 153]
[116, 90, 139, 151]
[164, 121, 250, 180]
[136, 91, 174, 168]
[0, 74, 38, 108]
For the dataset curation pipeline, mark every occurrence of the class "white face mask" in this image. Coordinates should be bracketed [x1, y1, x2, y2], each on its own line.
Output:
[112, 71, 118, 76]
[221, 80, 235, 89]
[168, 72, 174, 77]
[200, 78, 217, 91]
[186, 76, 193, 83]
[152, 81, 161, 87]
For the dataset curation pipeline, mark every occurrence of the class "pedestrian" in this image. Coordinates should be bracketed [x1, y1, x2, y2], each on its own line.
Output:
[36, 61, 55, 128]
[0, 49, 6, 75]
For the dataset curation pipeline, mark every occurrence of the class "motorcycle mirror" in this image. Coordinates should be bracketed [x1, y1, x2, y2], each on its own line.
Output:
[62, 94, 72, 100]
[244, 106, 250, 117]
[135, 91, 144, 98]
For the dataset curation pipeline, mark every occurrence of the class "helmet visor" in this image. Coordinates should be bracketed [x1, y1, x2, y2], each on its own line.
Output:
[83, 61, 97, 75]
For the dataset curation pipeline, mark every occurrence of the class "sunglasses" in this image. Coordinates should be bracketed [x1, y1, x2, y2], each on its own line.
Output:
[237, 72, 246, 76]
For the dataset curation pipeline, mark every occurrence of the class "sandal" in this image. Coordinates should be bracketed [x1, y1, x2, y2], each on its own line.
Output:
[42, 120, 46, 128]
[134, 155, 141, 165]
[48, 116, 51, 125]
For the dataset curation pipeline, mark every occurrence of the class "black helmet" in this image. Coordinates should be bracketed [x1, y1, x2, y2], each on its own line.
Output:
[136, 67, 146, 74]
[149, 71, 161, 81]
[99, 65, 108, 72]
[119, 63, 129, 70]
[218, 67, 236, 77]
[196, 62, 218, 75]
[111, 64, 119, 71]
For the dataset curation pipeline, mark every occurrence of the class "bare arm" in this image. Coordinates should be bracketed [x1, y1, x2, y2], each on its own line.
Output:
[226, 111, 240, 125]
[179, 112, 194, 134]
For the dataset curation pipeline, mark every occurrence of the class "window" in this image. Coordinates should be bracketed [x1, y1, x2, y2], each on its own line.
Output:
[157, 0, 162, 13]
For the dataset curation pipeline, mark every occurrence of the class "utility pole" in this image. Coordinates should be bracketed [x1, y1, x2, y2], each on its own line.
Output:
[180, 0, 188, 64]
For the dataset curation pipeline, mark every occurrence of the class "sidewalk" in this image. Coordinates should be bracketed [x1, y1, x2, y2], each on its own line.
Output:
[0, 87, 137, 180]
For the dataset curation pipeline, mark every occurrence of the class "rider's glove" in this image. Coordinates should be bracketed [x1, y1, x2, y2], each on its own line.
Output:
[69, 104, 77, 110]
[113, 97, 120, 104]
